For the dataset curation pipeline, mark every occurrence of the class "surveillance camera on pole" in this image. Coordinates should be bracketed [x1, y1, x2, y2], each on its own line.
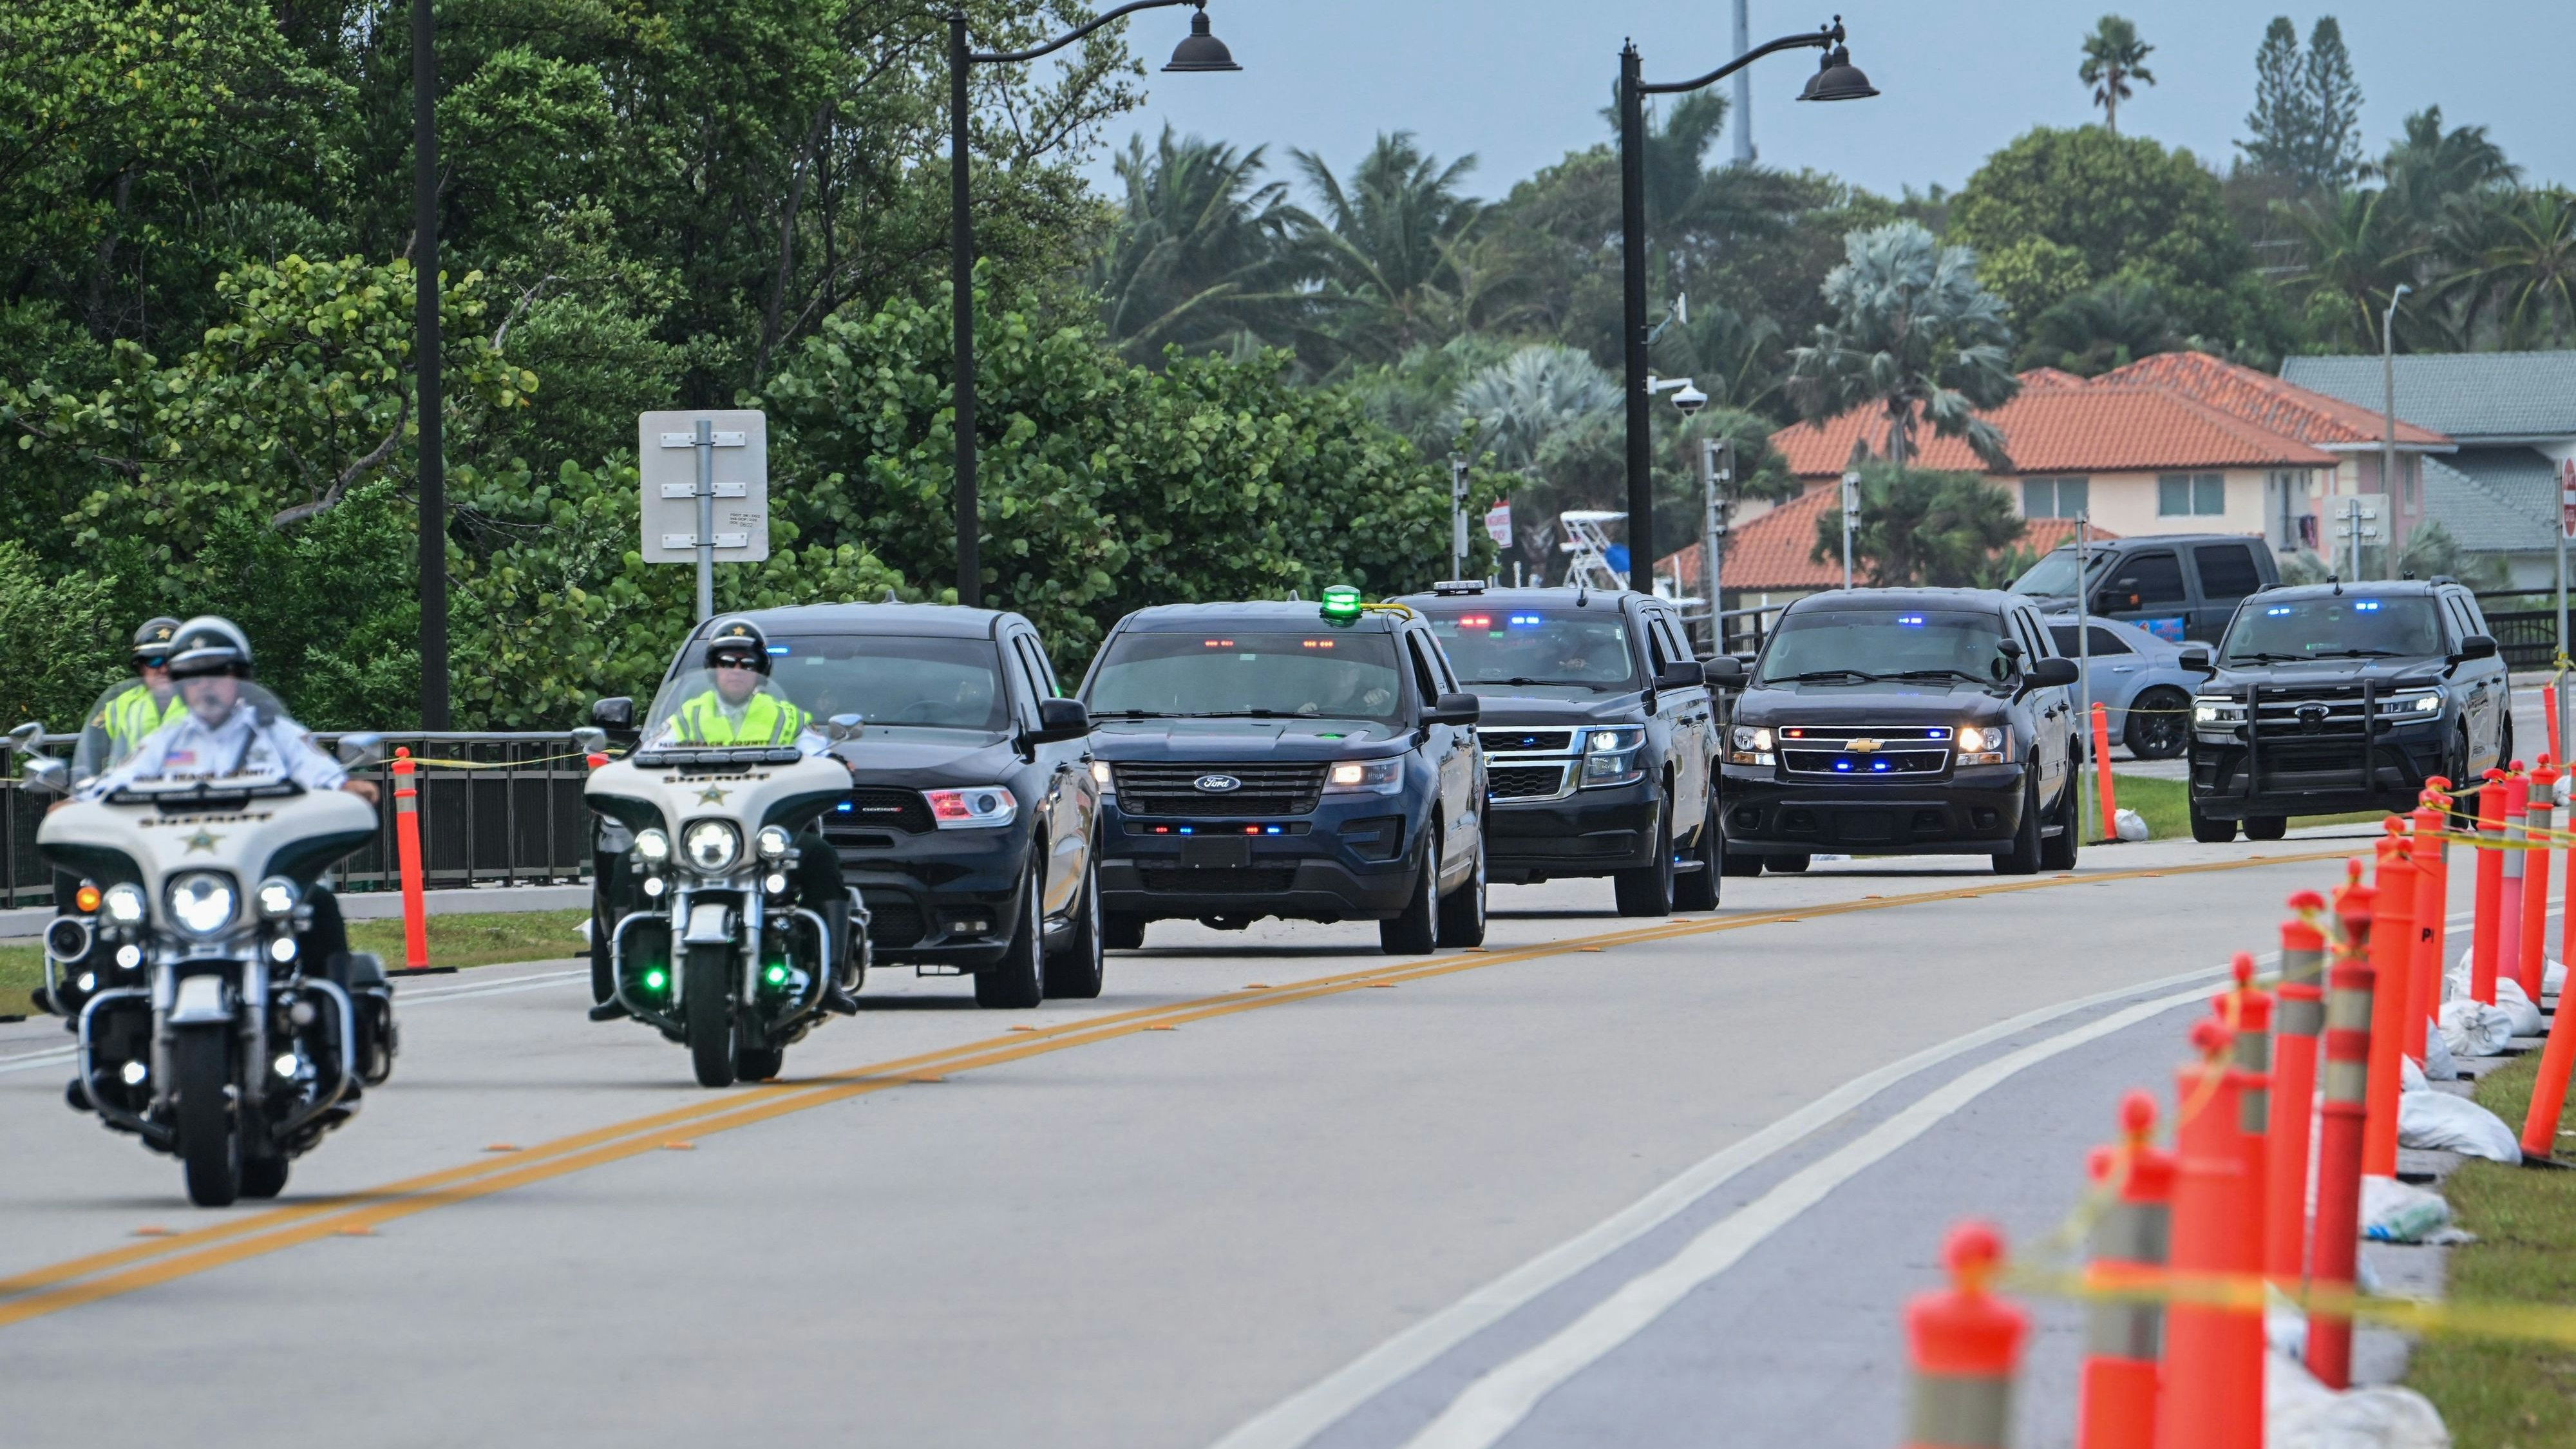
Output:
[1670, 382, 1708, 417]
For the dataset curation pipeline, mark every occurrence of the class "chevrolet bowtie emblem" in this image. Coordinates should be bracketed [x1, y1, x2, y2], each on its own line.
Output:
[183, 828, 223, 853]
[696, 784, 731, 805]
[1846, 739, 1881, 753]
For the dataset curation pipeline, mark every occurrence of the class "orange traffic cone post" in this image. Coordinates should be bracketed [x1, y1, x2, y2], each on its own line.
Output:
[2363, 829, 2417, 1179]
[2267, 899, 2327, 1287]
[2078, 1092, 2174, 1449]
[1903, 1222, 2028, 1449]
[2472, 769, 2507, 1006]
[2518, 758, 2558, 1004]
[2159, 1015, 2263, 1449]
[2307, 874, 2377, 1390]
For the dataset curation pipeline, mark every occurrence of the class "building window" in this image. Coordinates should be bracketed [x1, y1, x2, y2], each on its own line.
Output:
[2158, 472, 2224, 517]
[2021, 477, 2090, 518]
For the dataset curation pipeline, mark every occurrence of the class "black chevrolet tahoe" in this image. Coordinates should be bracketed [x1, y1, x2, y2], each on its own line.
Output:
[594, 603, 1103, 1010]
[1722, 588, 2083, 875]
[1400, 582, 1728, 915]
[2183, 580, 2508, 842]
[1076, 589, 1488, 954]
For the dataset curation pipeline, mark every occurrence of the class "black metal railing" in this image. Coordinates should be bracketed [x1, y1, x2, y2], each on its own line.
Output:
[2471, 589, 2570, 670]
[3, 731, 593, 909]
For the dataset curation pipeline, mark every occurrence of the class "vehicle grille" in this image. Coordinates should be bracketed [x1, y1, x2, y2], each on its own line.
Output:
[1489, 764, 1575, 800]
[1113, 762, 1325, 817]
[834, 788, 934, 833]
[1781, 749, 1949, 776]
[1139, 866, 1300, 895]
[1480, 728, 1574, 753]
[1775, 725, 1953, 779]
[862, 895, 925, 948]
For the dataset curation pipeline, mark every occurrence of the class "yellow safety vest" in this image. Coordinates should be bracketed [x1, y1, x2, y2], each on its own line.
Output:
[674, 690, 808, 745]
[100, 684, 187, 756]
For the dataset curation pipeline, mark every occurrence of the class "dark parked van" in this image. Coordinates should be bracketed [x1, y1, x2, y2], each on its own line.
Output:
[2009, 534, 2279, 643]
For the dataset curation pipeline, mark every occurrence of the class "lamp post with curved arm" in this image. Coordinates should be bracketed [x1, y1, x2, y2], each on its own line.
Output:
[1619, 17, 1876, 585]
[949, 1, 1240, 607]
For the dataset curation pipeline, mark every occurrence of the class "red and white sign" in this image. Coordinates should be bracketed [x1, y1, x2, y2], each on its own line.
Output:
[1484, 500, 1513, 548]
[2561, 457, 2575, 538]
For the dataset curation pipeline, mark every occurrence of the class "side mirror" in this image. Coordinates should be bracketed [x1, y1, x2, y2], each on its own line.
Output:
[1423, 691, 1482, 727]
[6, 721, 43, 753]
[569, 726, 609, 756]
[1997, 638, 2025, 663]
[592, 696, 636, 730]
[826, 713, 865, 743]
[335, 732, 386, 768]
[2456, 634, 2499, 662]
[2025, 657, 2079, 689]
[18, 755, 68, 797]
[2179, 647, 2213, 674]
[1023, 698, 1090, 746]
[1701, 656, 1745, 687]
[1654, 659, 1705, 690]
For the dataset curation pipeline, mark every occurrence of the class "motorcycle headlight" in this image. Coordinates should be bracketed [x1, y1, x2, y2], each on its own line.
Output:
[683, 820, 741, 872]
[925, 786, 1019, 828]
[634, 828, 672, 865]
[254, 876, 299, 920]
[166, 873, 236, 938]
[102, 882, 147, 925]
[755, 825, 793, 861]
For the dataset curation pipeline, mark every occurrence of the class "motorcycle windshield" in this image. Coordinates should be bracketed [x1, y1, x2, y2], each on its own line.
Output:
[98, 681, 307, 790]
[642, 670, 821, 750]
[71, 679, 193, 782]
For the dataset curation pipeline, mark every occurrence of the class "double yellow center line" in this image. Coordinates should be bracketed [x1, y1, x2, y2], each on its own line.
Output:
[0, 848, 2346, 1330]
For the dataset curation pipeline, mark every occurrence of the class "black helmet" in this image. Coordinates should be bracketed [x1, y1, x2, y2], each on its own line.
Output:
[166, 616, 256, 681]
[703, 616, 772, 675]
[131, 616, 182, 665]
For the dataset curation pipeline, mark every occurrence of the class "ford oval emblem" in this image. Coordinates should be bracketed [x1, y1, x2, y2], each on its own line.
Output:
[1195, 773, 1243, 793]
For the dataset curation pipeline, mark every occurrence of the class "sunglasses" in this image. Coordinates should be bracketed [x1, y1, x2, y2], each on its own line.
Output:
[135, 656, 169, 670]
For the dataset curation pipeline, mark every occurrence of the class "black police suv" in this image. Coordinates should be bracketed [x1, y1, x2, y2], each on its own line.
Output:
[1075, 589, 1487, 953]
[2183, 579, 2508, 842]
[1399, 581, 1729, 915]
[1722, 588, 2084, 875]
[2009, 533, 2280, 643]
[593, 604, 1101, 1009]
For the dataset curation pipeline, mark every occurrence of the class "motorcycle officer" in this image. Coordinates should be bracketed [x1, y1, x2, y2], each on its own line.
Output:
[51, 618, 188, 910]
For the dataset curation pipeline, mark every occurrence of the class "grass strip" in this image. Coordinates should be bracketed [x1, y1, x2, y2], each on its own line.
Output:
[2407, 1049, 2576, 1444]
[2102, 772, 2387, 843]
[0, 909, 588, 1016]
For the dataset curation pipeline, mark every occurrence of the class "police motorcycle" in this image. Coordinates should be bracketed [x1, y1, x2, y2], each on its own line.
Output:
[22, 657, 396, 1207]
[582, 665, 868, 1088]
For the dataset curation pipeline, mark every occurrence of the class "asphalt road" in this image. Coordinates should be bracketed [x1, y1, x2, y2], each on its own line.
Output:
[0, 826, 2450, 1449]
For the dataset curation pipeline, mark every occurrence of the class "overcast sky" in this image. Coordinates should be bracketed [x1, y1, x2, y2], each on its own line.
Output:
[1072, 0, 2570, 207]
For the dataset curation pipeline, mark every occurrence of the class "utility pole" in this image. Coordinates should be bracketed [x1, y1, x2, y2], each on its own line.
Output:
[2379, 283, 2410, 585]
[1450, 458, 1470, 580]
[1702, 439, 1731, 653]
[1840, 469, 1860, 590]
[2076, 514, 2095, 840]
[1731, 0, 1754, 165]
[412, 0, 448, 729]
[2559, 459, 2573, 764]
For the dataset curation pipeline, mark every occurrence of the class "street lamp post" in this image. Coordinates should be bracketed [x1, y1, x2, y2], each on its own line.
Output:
[2379, 281, 2410, 585]
[412, 0, 448, 729]
[1619, 17, 1875, 583]
[949, 1, 1238, 607]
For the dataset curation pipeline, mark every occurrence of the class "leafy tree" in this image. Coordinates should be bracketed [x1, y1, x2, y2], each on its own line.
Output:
[0, 541, 124, 730]
[2236, 15, 2365, 195]
[1809, 464, 2026, 589]
[2299, 18, 2366, 193]
[2282, 186, 2426, 349]
[1448, 344, 1618, 475]
[2020, 278, 2184, 375]
[2393, 519, 2510, 592]
[2239, 19, 2313, 185]
[2077, 15, 2155, 137]
[1288, 133, 1493, 369]
[1092, 127, 1309, 365]
[1785, 222, 2020, 473]
[2482, 189, 2576, 348]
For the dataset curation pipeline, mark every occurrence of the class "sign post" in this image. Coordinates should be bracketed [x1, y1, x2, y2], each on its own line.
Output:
[1840, 469, 1861, 591]
[638, 410, 770, 621]
[1703, 439, 1733, 654]
[1450, 459, 1470, 579]
[2559, 459, 2573, 762]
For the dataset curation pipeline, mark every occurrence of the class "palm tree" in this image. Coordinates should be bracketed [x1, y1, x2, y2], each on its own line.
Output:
[2019, 278, 2183, 375]
[1092, 128, 1310, 365]
[1785, 222, 2021, 473]
[2078, 16, 2155, 137]
[1289, 133, 1488, 366]
[2482, 187, 2576, 348]
[2282, 187, 2429, 349]
[1448, 343, 1620, 475]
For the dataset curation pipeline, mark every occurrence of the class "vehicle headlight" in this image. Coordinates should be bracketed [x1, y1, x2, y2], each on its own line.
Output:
[1091, 759, 1113, 789]
[102, 883, 147, 925]
[166, 873, 236, 938]
[2416, 694, 2441, 712]
[634, 828, 672, 865]
[1580, 727, 1646, 786]
[1730, 725, 1774, 752]
[755, 825, 793, 860]
[925, 786, 1019, 828]
[1324, 760, 1405, 795]
[683, 820, 741, 871]
[2193, 696, 2243, 725]
[1957, 725, 1994, 754]
[254, 876, 299, 920]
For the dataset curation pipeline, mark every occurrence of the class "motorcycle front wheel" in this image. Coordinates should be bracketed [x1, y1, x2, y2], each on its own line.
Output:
[685, 944, 737, 1088]
[173, 1027, 242, 1207]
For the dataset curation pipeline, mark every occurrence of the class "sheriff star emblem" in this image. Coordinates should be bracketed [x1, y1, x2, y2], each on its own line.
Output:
[183, 828, 223, 853]
[695, 784, 731, 805]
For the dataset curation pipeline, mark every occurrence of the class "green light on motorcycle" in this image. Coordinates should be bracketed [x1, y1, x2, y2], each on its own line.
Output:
[641, 968, 668, 993]
[763, 963, 789, 987]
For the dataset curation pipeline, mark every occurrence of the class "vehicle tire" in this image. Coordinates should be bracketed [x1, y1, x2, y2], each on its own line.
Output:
[2124, 688, 2191, 761]
[240, 1154, 290, 1200]
[2041, 775, 2080, 871]
[1613, 795, 1676, 917]
[2501, 714, 2516, 772]
[1993, 771, 2044, 875]
[2445, 726, 2476, 831]
[589, 894, 616, 1007]
[1045, 853, 1106, 999]
[1379, 831, 1440, 954]
[735, 1045, 784, 1082]
[1437, 838, 1488, 947]
[1104, 911, 1147, 952]
[1768, 853, 1812, 874]
[173, 1027, 241, 1208]
[1674, 797, 1722, 911]
[684, 943, 736, 1088]
[2244, 815, 2289, 841]
[1720, 850, 1764, 878]
[2188, 797, 2239, 844]
[974, 861, 1047, 1009]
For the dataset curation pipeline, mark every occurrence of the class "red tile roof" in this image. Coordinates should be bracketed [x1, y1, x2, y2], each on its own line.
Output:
[2092, 352, 2450, 450]
[1657, 488, 2117, 592]
[1772, 384, 2340, 479]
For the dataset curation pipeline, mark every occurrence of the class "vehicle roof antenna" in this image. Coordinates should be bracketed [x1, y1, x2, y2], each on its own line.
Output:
[880, 587, 900, 603]
[2329, 573, 2342, 595]
[1575, 578, 1589, 607]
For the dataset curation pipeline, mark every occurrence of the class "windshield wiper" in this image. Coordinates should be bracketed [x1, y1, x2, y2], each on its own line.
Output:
[2312, 648, 2403, 658]
[2226, 652, 2311, 663]
[1886, 668, 1989, 684]
[1177, 709, 1298, 719]
[1766, 668, 1885, 685]
[1090, 708, 1177, 718]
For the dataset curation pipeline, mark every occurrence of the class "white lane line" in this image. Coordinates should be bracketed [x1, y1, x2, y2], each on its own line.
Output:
[1206, 961, 2243, 1449]
[0, 1046, 76, 1075]
[1397, 980, 2215, 1449]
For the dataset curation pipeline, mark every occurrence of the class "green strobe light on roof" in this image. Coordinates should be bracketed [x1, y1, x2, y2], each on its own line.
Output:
[1320, 585, 1363, 621]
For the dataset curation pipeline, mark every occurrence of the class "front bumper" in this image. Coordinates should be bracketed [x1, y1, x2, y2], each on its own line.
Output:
[2188, 721, 2447, 819]
[1483, 776, 1660, 882]
[823, 820, 1036, 969]
[1097, 794, 1425, 922]
[1720, 762, 2028, 856]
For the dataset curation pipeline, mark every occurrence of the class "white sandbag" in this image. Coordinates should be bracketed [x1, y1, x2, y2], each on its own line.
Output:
[2421, 1025, 2459, 1081]
[2268, 1349, 2453, 1449]
[2360, 1175, 2453, 1242]
[576, 916, 592, 946]
[2439, 998, 2515, 1057]
[2445, 947, 2472, 1003]
[2494, 977, 2544, 1037]
[2400, 1054, 2428, 1094]
[2550, 956, 2566, 996]
[2113, 807, 2150, 842]
[2398, 1089, 2522, 1163]
[2266, 1283, 2308, 1359]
